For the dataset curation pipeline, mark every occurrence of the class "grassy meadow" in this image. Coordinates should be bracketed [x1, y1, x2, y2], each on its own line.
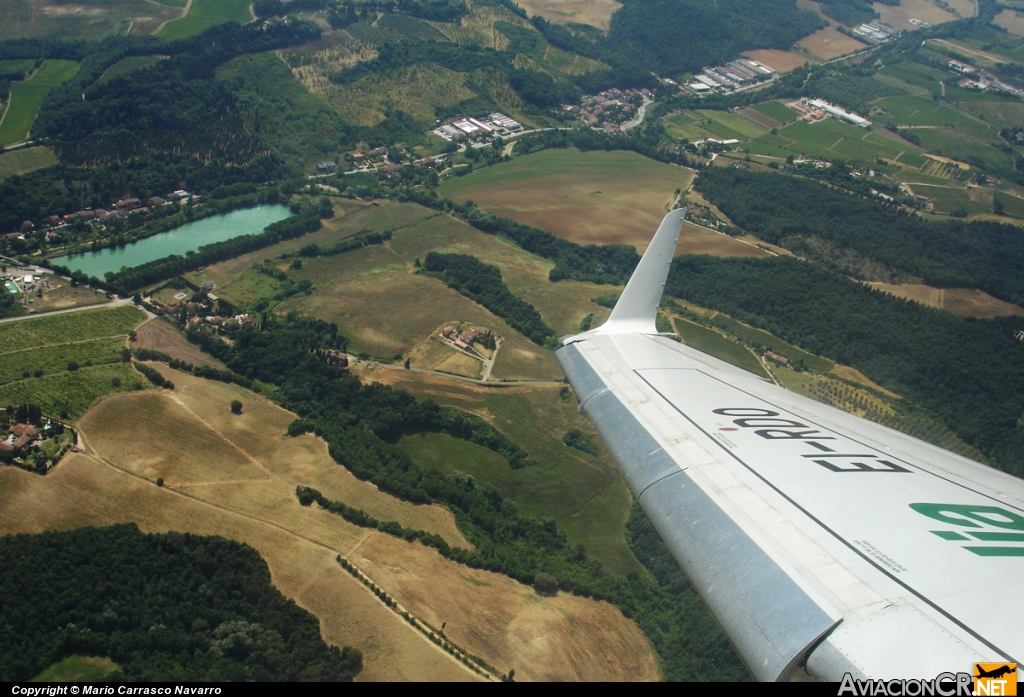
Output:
[373, 370, 643, 576]
[31, 656, 120, 682]
[156, 0, 253, 39]
[0, 60, 79, 146]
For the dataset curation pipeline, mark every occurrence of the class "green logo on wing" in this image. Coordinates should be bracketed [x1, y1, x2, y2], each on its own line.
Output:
[911, 503, 1024, 557]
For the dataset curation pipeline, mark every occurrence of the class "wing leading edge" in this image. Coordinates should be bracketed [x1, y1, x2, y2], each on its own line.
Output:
[557, 210, 1024, 682]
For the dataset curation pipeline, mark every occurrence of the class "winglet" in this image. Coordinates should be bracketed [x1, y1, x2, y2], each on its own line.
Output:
[563, 208, 685, 343]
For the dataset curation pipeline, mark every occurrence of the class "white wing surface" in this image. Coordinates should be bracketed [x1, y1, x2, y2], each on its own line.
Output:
[557, 209, 1024, 682]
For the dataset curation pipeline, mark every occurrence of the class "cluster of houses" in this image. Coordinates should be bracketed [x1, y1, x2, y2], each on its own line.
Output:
[432, 112, 523, 142]
[791, 98, 872, 128]
[852, 22, 899, 42]
[564, 87, 654, 133]
[949, 60, 1024, 98]
[683, 59, 777, 96]
[11, 190, 201, 241]
[342, 144, 444, 176]
[185, 312, 254, 331]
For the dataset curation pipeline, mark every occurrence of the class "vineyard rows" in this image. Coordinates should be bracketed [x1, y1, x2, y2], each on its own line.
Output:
[0, 364, 151, 420]
[0, 306, 145, 355]
[0, 337, 126, 386]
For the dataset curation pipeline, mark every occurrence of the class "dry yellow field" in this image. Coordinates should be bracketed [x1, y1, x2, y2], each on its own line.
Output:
[355, 533, 661, 681]
[1, 366, 658, 680]
[29, 282, 111, 313]
[873, 0, 967, 30]
[440, 149, 695, 252]
[994, 9, 1024, 35]
[135, 318, 227, 369]
[741, 49, 808, 73]
[868, 283, 1024, 318]
[796, 26, 867, 60]
[0, 455, 477, 682]
[513, 0, 622, 30]
[676, 222, 772, 258]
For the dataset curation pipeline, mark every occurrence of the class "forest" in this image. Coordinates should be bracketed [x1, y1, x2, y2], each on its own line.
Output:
[604, 0, 824, 75]
[0, 524, 362, 681]
[665, 255, 1024, 476]
[695, 168, 1024, 306]
[168, 314, 748, 680]
[815, 0, 879, 27]
[423, 252, 555, 345]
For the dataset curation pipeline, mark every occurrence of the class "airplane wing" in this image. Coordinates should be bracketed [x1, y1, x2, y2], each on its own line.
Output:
[556, 209, 1024, 682]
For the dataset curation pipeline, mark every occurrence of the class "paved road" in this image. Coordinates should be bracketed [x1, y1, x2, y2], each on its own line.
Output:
[621, 96, 654, 132]
[0, 297, 134, 325]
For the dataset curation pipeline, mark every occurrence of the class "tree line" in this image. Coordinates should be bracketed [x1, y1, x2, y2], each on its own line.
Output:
[666, 255, 1024, 476]
[423, 252, 555, 345]
[695, 167, 1024, 306]
[176, 314, 747, 679]
[604, 0, 825, 76]
[0, 524, 362, 681]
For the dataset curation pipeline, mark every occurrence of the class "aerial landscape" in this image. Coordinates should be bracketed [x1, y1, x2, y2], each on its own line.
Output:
[1, 0, 1024, 683]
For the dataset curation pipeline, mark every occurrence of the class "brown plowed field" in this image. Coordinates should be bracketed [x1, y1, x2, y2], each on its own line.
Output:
[513, 0, 621, 30]
[741, 49, 807, 73]
[135, 318, 227, 369]
[676, 222, 772, 258]
[797, 27, 867, 60]
[868, 283, 1024, 318]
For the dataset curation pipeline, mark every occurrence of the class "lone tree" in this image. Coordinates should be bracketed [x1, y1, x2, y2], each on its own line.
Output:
[230, 400, 243, 415]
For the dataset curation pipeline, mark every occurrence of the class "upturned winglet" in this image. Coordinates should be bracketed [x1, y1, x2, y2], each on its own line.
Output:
[563, 208, 685, 343]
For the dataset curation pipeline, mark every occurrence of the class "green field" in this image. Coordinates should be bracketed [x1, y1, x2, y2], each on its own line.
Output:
[913, 129, 1015, 171]
[31, 655, 120, 682]
[0, 305, 145, 355]
[746, 117, 921, 163]
[157, 0, 253, 39]
[0, 363, 152, 420]
[0, 59, 36, 75]
[959, 100, 1024, 129]
[0, 306, 148, 418]
[912, 184, 992, 215]
[0, 60, 79, 146]
[672, 317, 770, 379]
[714, 315, 835, 373]
[752, 100, 799, 124]
[665, 109, 768, 141]
[391, 383, 642, 576]
[878, 63, 945, 96]
[0, 0, 169, 40]
[95, 56, 166, 86]
[0, 146, 57, 179]
[873, 96, 998, 140]
[0, 337, 127, 385]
